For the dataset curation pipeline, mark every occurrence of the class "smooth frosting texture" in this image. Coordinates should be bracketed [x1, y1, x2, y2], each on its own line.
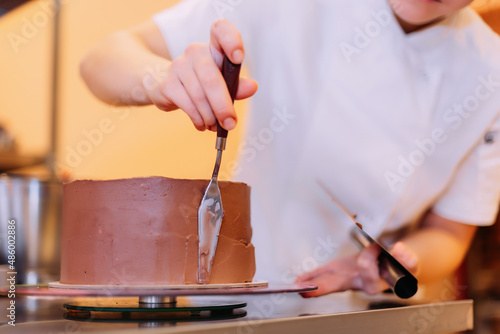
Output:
[60, 177, 255, 285]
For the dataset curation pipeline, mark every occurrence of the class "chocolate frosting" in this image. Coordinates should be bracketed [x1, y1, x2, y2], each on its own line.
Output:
[60, 177, 255, 285]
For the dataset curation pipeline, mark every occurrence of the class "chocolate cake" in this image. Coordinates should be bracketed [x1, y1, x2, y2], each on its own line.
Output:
[59, 177, 255, 285]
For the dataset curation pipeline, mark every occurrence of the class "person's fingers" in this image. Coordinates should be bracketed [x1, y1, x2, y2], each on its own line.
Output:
[297, 255, 363, 298]
[391, 242, 419, 274]
[210, 19, 245, 66]
[357, 244, 388, 294]
[235, 78, 258, 100]
[157, 25, 253, 132]
[299, 271, 360, 298]
[162, 78, 205, 131]
[178, 64, 217, 130]
[194, 56, 237, 130]
[300, 274, 342, 298]
[296, 255, 360, 284]
[295, 257, 344, 283]
[295, 266, 327, 283]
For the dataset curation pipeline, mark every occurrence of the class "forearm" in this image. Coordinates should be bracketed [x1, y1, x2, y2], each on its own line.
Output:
[399, 212, 477, 284]
[80, 29, 170, 106]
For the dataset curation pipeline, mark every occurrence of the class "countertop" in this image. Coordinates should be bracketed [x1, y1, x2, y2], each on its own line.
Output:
[0, 290, 473, 334]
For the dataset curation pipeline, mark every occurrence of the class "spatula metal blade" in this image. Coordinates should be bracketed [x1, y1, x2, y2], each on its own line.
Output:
[197, 178, 224, 284]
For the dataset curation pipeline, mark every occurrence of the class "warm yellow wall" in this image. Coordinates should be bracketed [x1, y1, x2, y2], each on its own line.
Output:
[0, 1, 53, 157]
[1, 1, 496, 181]
[0, 0, 246, 181]
[472, 0, 500, 33]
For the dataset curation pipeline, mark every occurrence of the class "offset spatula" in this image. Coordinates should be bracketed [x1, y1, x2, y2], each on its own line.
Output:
[197, 56, 241, 284]
[317, 182, 418, 299]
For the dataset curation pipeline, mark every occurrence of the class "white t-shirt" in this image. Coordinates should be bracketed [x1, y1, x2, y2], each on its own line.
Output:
[153, 0, 500, 282]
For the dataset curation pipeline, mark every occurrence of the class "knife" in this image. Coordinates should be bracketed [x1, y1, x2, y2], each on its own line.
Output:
[317, 181, 418, 299]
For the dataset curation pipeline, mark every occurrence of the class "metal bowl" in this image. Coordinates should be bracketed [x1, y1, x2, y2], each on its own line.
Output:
[0, 173, 62, 284]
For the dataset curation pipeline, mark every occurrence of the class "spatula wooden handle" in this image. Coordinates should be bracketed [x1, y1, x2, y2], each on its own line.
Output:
[217, 56, 241, 139]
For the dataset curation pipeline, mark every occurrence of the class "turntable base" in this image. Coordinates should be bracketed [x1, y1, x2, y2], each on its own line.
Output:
[63, 297, 247, 322]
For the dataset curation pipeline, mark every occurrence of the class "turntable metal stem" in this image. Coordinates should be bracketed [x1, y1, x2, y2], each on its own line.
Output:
[138, 296, 177, 306]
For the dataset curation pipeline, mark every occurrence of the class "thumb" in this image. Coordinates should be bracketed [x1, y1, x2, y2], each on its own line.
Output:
[391, 242, 419, 274]
[210, 18, 245, 67]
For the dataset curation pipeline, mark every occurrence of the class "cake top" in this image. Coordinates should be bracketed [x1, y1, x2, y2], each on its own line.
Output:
[63, 176, 249, 187]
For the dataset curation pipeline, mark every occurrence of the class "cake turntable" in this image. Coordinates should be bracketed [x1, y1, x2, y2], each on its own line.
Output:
[1, 281, 317, 323]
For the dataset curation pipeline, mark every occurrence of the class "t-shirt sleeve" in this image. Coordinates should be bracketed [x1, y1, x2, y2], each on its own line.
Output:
[152, 0, 276, 63]
[152, 0, 219, 60]
[433, 114, 500, 226]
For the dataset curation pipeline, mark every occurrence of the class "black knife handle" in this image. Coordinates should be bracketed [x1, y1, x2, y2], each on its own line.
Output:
[351, 227, 418, 299]
[378, 249, 418, 299]
[218, 55, 241, 138]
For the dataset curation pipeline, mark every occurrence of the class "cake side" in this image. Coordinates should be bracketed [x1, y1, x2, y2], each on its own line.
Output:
[60, 176, 255, 285]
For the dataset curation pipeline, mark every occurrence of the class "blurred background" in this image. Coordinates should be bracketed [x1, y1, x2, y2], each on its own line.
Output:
[0, 0, 499, 333]
[0, 0, 247, 181]
[0, 0, 247, 315]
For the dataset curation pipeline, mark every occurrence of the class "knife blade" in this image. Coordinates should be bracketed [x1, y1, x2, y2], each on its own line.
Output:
[317, 181, 418, 299]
